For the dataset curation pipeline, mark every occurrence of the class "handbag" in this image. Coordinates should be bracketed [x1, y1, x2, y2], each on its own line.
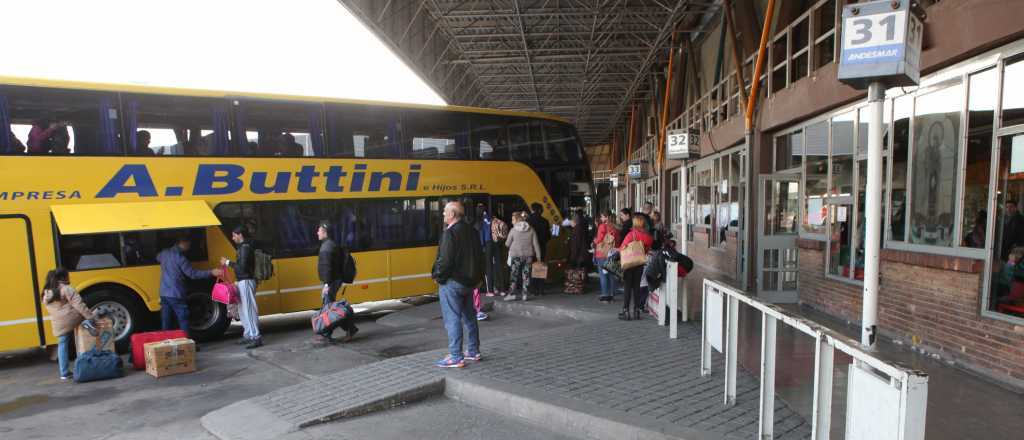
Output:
[211, 265, 239, 304]
[602, 253, 623, 279]
[620, 240, 647, 270]
[531, 261, 549, 279]
[595, 231, 615, 257]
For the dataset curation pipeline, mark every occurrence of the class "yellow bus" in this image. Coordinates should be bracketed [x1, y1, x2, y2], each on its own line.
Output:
[0, 76, 592, 352]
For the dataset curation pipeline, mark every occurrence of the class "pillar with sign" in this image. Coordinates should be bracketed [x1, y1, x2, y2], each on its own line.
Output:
[837, 0, 923, 348]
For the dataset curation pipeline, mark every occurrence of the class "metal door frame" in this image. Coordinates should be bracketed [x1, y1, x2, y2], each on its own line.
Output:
[757, 174, 801, 303]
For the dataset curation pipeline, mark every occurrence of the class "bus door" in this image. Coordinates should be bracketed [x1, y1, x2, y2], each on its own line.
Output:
[0, 216, 43, 351]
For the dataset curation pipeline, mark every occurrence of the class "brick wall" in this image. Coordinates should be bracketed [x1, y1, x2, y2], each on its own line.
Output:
[685, 228, 738, 280]
[798, 247, 1024, 389]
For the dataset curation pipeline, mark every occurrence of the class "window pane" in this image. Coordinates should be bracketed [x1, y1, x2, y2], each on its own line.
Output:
[963, 68, 998, 248]
[543, 121, 583, 163]
[828, 203, 852, 277]
[908, 81, 963, 247]
[273, 201, 324, 256]
[831, 111, 855, 198]
[126, 94, 228, 156]
[804, 121, 829, 234]
[890, 96, 912, 241]
[508, 120, 543, 161]
[61, 233, 123, 270]
[1001, 55, 1024, 128]
[471, 114, 510, 160]
[214, 202, 278, 254]
[326, 104, 400, 158]
[989, 134, 1024, 317]
[403, 109, 470, 159]
[4, 86, 122, 156]
[234, 101, 321, 157]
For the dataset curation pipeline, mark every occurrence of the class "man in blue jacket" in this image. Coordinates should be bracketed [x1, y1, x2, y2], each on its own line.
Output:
[156, 236, 221, 339]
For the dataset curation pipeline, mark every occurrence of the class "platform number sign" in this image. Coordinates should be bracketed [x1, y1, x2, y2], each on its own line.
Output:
[666, 129, 699, 160]
[838, 0, 923, 89]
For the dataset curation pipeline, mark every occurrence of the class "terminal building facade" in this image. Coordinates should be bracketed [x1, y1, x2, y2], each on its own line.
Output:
[592, 0, 1024, 389]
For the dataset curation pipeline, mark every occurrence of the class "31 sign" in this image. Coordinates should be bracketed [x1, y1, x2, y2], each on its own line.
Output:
[838, 0, 923, 89]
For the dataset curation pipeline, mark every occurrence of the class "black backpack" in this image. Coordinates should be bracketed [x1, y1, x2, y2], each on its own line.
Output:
[339, 247, 357, 284]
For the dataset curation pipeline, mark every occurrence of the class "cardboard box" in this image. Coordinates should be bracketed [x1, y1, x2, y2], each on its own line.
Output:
[75, 317, 114, 354]
[144, 338, 196, 378]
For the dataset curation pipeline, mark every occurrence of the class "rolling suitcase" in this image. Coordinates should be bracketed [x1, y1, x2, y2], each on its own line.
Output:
[564, 268, 585, 294]
[131, 330, 187, 370]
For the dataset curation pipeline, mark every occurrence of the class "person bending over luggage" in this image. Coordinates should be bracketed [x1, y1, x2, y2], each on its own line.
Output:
[221, 226, 262, 349]
[156, 237, 222, 342]
[314, 221, 358, 345]
[42, 268, 94, 380]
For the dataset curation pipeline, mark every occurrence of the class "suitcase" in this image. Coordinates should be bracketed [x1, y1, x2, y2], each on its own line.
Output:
[311, 300, 354, 335]
[74, 348, 124, 383]
[131, 330, 187, 370]
[564, 268, 585, 294]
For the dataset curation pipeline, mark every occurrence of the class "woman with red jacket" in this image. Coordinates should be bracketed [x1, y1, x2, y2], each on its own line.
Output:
[592, 210, 620, 303]
[618, 214, 653, 320]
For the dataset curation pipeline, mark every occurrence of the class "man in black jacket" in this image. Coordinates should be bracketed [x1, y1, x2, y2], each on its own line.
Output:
[221, 226, 262, 348]
[431, 201, 483, 368]
[526, 203, 551, 260]
[315, 221, 358, 344]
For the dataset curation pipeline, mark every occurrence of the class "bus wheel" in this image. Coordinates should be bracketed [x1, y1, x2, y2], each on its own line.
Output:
[186, 290, 229, 342]
[84, 288, 146, 354]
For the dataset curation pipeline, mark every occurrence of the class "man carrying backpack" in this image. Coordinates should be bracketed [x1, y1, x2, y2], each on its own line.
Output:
[315, 221, 358, 344]
[221, 226, 262, 349]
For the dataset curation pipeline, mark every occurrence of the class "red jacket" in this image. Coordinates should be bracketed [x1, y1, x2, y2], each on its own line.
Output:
[619, 229, 653, 253]
[592, 223, 620, 258]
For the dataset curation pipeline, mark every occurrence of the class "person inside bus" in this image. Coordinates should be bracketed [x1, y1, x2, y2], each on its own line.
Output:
[156, 236, 222, 342]
[42, 268, 95, 380]
[279, 133, 303, 156]
[26, 118, 65, 154]
[135, 130, 155, 156]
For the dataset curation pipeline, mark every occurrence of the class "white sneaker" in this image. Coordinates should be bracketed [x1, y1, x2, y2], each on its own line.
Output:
[504, 295, 519, 302]
[522, 293, 529, 302]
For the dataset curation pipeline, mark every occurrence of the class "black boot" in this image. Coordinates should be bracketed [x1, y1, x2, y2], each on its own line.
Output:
[618, 308, 631, 321]
[634, 309, 641, 321]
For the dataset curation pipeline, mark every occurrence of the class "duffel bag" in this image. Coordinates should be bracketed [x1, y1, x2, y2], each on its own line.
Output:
[311, 300, 354, 334]
[74, 347, 124, 383]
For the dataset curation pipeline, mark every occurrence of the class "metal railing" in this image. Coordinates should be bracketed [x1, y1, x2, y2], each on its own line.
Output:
[648, 261, 689, 339]
[700, 279, 928, 440]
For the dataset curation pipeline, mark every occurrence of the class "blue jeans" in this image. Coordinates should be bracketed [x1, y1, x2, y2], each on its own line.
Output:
[596, 259, 617, 298]
[160, 296, 191, 338]
[57, 333, 72, 377]
[438, 280, 480, 360]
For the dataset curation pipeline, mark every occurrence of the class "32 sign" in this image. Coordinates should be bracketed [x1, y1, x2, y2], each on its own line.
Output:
[837, 0, 923, 88]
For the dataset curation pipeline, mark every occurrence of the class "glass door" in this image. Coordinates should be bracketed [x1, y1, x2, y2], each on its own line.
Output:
[757, 174, 801, 302]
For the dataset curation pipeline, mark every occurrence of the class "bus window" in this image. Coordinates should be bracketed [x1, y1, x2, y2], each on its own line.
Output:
[1, 86, 121, 155]
[124, 94, 230, 156]
[402, 109, 470, 160]
[471, 115, 510, 160]
[232, 100, 324, 157]
[270, 201, 323, 257]
[213, 202, 278, 253]
[508, 120, 543, 162]
[491, 195, 529, 224]
[60, 233, 123, 270]
[542, 121, 582, 163]
[326, 104, 400, 159]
